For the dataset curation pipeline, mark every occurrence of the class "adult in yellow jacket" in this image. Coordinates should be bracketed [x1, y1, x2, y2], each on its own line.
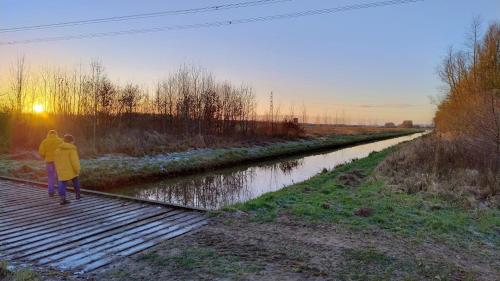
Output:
[54, 134, 81, 204]
[38, 130, 63, 196]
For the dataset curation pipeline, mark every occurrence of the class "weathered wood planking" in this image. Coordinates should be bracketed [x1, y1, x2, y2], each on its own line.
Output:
[0, 179, 207, 274]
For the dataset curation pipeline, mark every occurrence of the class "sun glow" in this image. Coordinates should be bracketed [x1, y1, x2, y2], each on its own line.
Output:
[33, 104, 44, 113]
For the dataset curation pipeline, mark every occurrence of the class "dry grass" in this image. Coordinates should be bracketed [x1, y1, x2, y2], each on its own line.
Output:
[375, 134, 500, 208]
[304, 125, 411, 137]
[78, 130, 251, 157]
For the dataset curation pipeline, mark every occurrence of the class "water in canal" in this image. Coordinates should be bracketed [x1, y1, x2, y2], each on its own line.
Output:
[109, 132, 425, 210]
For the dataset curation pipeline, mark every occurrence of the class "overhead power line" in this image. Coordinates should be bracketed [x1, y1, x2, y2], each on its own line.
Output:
[0, 0, 424, 46]
[0, 0, 291, 33]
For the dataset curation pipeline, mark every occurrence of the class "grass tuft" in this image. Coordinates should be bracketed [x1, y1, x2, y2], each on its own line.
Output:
[0, 260, 10, 278]
[139, 247, 261, 278]
[13, 269, 40, 281]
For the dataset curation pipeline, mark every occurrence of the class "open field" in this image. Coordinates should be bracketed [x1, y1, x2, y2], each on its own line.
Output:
[92, 144, 500, 281]
[0, 129, 420, 189]
[303, 125, 421, 137]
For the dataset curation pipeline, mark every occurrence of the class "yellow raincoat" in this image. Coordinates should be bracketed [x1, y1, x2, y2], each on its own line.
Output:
[54, 142, 81, 181]
[38, 132, 63, 162]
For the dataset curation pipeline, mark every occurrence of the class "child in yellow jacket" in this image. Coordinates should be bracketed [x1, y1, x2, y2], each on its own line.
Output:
[54, 134, 81, 205]
[38, 130, 63, 197]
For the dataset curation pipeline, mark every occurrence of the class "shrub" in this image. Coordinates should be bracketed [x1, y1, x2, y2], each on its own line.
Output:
[376, 135, 499, 208]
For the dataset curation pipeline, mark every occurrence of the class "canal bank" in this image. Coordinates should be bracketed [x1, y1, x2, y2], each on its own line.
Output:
[106, 131, 426, 209]
[0, 130, 420, 193]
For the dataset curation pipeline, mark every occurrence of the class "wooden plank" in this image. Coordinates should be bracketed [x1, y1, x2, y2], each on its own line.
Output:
[26, 210, 186, 264]
[0, 184, 106, 202]
[0, 196, 110, 214]
[1, 206, 166, 253]
[0, 200, 130, 229]
[0, 203, 145, 243]
[0, 200, 121, 223]
[33, 211, 189, 264]
[9, 207, 170, 259]
[0, 202, 135, 237]
[0, 188, 106, 204]
[0, 187, 109, 204]
[0, 185, 52, 197]
[55, 216, 207, 270]
[0, 196, 126, 220]
[0, 177, 207, 273]
[0, 200, 62, 212]
[1, 207, 167, 253]
[80, 219, 208, 273]
[0, 192, 56, 204]
[0, 198, 117, 222]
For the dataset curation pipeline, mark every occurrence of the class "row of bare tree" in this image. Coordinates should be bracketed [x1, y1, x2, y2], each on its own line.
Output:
[0, 60, 303, 154]
[435, 20, 500, 194]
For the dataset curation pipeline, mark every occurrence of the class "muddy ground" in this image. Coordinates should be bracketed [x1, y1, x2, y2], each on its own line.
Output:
[84, 212, 498, 281]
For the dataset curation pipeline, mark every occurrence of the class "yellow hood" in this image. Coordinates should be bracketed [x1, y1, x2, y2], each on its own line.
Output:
[38, 134, 63, 162]
[54, 142, 81, 181]
[58, 142, 77, 151]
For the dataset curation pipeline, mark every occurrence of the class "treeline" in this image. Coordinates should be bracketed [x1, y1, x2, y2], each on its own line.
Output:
[0, 61, 302, 155]
[434, 21, 500, 195]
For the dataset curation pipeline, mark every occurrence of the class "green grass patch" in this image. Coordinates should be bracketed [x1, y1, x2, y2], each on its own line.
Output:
[233, 146, 500, 248]
[0, 260, 9, 279]
[12, 269, 40, 281]
[0, 261, 40, 281]
[139, 246, 261, 277]
[337, 248, 474, 281]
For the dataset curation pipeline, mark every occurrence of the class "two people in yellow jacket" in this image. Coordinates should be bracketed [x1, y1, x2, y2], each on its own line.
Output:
[39, 131, 81, 205]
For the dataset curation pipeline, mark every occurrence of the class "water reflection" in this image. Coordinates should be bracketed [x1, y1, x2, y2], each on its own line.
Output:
[278, 159, 303, 174]
[112, 133, 425, 209]
[122, 169, 256, 210]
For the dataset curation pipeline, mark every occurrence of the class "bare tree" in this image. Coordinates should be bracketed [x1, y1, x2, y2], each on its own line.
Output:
[10, 56, 27, 113]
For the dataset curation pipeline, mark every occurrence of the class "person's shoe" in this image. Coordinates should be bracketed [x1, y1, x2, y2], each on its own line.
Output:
[60, 196, 70, 205]
[76, 193, 81, 200]
[49, 193, 55, 198]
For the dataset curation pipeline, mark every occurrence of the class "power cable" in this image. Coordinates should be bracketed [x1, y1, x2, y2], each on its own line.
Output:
[0, 0, 424, 46]
[0, 0, 291, 33]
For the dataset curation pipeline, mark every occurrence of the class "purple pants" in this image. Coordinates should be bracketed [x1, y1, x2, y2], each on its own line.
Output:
[46, 162, 57, 195]
[58, 177, 80, 197]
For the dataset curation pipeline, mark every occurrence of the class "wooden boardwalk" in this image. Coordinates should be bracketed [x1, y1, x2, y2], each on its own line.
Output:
[0, 179, 207, 274]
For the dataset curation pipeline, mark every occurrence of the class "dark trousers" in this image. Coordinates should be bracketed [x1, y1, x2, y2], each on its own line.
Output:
[58, 177, 80, 197]
[46, 162, 57, 195]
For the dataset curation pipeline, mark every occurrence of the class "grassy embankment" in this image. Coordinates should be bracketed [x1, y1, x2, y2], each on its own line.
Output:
[99, 142, 499, 281]
[0, 129, 419, 189]
[231, 146, 499, 279]
[0, 260, 40, 281]
[234, 147, 499, 243]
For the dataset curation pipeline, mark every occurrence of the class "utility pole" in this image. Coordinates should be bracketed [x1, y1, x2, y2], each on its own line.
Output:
[269, 91, 274, 133]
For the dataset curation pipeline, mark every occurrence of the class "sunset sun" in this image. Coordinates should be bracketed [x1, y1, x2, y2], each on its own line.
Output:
[33, 104, 44, 113]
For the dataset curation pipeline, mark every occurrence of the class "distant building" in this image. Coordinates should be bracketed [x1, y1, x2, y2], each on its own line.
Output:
[384, 122, 396, 128]
[399, 120, 413, 128]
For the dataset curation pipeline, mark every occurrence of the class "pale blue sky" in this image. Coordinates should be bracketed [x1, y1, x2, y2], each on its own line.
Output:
[1, 0, 499, 124]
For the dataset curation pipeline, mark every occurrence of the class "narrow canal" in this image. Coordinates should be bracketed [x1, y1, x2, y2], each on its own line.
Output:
[108, 132, 426, 210]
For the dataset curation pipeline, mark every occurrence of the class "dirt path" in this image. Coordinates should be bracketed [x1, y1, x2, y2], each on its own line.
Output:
[93, 212, 499, 281]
